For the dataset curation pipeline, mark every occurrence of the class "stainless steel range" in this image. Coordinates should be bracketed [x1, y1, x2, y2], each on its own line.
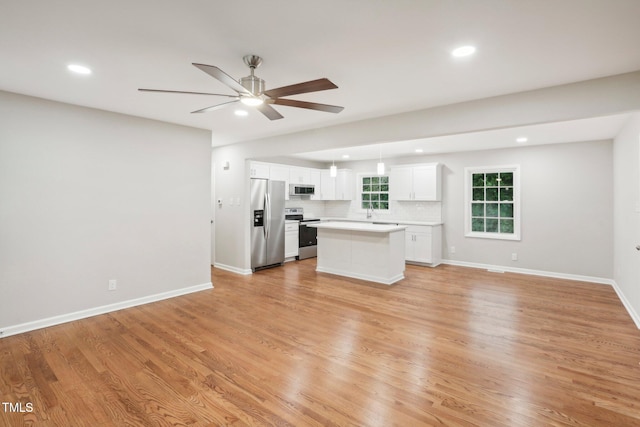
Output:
[285, 207, 321, 260]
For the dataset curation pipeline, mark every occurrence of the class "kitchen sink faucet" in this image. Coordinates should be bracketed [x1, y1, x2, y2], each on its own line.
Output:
[366, 202, 374, 219]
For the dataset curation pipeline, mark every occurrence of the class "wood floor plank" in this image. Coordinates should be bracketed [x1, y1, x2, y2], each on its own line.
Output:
[2, 261, 640, 426]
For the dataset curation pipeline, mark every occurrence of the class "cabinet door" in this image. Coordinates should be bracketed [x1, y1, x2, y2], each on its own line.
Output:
[413, 164, 440, 201]
[249, 162, 270, 179]
[284, 223, 299, 258]
[390, 167, 413, 201]
[405, 226, 433, 263]
[289, 167, 311, 185]
[405, 231, 416, 261]
[335, 170, 354, 200]
[270, 165, 290, 200]
[309, 169, 322, 200]
[320, 169, 336, 200]
[285, 231, 299, 258]
[412, 232, 432, 263]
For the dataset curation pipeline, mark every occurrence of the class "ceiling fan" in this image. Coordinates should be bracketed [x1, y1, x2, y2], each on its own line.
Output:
[139, 55, 344, 120]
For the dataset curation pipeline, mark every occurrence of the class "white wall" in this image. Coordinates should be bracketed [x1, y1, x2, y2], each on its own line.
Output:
[437, 140, 613, 279]
[0, 91, 212, 334]
[613, 113, 640, 326]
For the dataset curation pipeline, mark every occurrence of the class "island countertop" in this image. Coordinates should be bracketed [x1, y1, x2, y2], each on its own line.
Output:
[307, 221, 407, 233]
[320, 217, 443, 227]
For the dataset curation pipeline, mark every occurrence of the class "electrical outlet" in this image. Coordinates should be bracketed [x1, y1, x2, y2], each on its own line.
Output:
[108, 279, 117, 291]
[511, 253, 518, 261]
[450, 246, 456, 254]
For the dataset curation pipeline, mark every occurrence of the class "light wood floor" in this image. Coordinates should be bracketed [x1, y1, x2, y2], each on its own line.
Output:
[2, 261, 640, 426]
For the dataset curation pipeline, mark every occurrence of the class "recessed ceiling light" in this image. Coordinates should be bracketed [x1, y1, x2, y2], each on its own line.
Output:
[342, 154, 350, 159]
[67, 64, 92, 75]
[415, 148, 424, 153]
[516, 137, 528, 143]
[234, 109, 248, 117]
[451, 45, 476, 58]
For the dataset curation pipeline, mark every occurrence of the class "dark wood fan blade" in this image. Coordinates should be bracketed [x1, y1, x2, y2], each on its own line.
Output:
[255, 103, 284, 120]
[191, 100, 240, 114]
[263, 78, 338, 98]
[138, 88, 238, 97]
[192, 63, 252, 95]
[270, 98, 344, 113]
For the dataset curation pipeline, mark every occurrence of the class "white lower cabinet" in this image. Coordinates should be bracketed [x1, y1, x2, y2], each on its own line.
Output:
[405, 225, 442, 266]
[285, 222, 299, 260]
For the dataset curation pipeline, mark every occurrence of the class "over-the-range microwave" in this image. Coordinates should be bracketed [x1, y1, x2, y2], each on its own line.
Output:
[289, 184, 315, 196]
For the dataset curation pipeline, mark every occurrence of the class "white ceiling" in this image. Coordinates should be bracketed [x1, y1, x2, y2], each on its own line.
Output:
[2, 1, 640, 148]
[292, 114, 632, 163]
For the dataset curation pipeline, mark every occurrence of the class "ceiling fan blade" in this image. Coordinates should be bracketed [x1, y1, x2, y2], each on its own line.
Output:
[138, 88, 238, 97]
[192, 63, 252, 96]
[270, 98, 344, 114]
[263, 78, 338, 98]
[255, 103, 284, 120]
[191, 99, 240, 114]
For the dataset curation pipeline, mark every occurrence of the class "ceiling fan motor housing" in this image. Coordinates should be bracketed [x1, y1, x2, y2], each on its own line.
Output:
[240, 75, 264, 96]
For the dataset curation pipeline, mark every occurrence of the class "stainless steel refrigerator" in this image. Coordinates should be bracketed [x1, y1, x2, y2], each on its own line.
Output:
[250, 179, 286, 271]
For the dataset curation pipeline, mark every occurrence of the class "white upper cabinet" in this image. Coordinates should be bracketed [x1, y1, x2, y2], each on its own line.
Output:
[320, 170, 336, 200]
[335, 169, 354, 200]
[269, 164, 290, 200]
[309, 169, 322, 200]
[249, 161, 270, 179]
[319, 169, 353, 200]
[289, 166, 311, 185]
[249, 162, 353, 201]
[390, 163, 441, 201]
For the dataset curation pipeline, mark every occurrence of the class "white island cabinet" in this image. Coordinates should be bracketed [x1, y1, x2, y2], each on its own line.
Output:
[309, 222, 407, 285]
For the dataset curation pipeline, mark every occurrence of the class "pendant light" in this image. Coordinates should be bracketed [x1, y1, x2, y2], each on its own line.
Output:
[330, 157, 337, 177]
[377, 145, 385, 175]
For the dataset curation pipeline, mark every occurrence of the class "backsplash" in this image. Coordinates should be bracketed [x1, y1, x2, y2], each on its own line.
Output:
[324, 200, 442, 222]
[286, 198, 442, 222]
[285, 198, 326, 219]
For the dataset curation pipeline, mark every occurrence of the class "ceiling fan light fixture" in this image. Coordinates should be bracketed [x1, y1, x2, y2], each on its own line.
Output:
[240, 96, 264, 106]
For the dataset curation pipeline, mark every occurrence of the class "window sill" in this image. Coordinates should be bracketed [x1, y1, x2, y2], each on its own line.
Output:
[465, 232, 521, 241]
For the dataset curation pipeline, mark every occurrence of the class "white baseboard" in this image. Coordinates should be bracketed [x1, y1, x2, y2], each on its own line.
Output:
[610, 281, 640, 329]
[0, 282, 213, 339]
[441, 259, 615, 286]
[213, 262, 252, 275]
[316, 266, 403, 285]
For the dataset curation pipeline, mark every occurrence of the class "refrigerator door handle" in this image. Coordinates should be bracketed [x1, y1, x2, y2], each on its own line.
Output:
[264, 193, 270, 240]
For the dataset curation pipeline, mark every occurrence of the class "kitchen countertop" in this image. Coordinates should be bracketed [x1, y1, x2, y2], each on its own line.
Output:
[308, 221, 407, 233]
[320, 217, 443, 226]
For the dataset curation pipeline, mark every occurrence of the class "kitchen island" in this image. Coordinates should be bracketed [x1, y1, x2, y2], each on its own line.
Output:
[308, 221, 407, 285]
